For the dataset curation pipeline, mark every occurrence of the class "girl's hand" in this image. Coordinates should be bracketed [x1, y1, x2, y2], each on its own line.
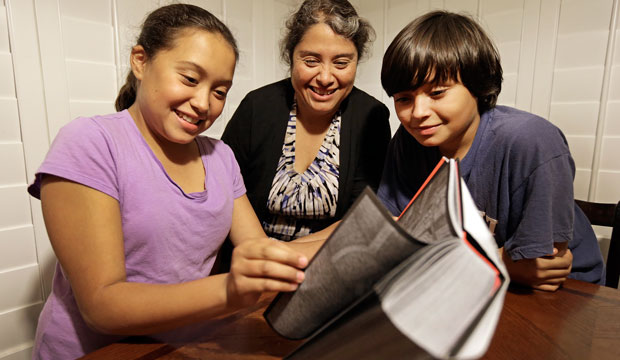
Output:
[226, 238, 308, 308]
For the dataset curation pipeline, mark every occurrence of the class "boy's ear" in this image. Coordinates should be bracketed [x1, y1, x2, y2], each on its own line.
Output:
[130, 45, 147, 81]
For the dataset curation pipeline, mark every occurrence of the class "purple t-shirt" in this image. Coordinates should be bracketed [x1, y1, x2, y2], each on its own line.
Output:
[28, 110, 245, 359]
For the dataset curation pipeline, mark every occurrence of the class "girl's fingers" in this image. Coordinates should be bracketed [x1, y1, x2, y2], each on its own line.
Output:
[231, 257, 305, 284]
[234, 238, 308, 269]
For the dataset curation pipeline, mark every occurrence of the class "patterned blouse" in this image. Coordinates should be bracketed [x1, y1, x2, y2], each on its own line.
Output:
[263, 102, 341, 241]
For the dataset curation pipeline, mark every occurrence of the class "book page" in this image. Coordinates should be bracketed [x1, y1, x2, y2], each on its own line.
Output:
[398, 160, 459, 244]
[378, 238, 499, 359]
[452, 181, 509, 358]
[264, 188, 425, 339]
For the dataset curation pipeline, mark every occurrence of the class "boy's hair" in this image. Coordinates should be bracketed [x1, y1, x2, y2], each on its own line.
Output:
[381, 11, 502, 114]
[280, 0, 375, 68]
[115, 4, 238, 111]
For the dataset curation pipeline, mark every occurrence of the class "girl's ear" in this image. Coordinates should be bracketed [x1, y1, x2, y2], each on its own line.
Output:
[130, 45, 147, 81]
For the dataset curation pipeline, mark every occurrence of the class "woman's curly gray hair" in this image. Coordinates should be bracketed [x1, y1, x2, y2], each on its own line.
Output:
[280, 0, 375, 68]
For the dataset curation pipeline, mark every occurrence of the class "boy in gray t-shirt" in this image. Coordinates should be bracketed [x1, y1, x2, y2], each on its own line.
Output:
[377, 10, 604, 290]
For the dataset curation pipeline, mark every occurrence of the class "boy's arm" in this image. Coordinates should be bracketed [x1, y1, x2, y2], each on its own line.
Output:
[500, 242, 573, 291]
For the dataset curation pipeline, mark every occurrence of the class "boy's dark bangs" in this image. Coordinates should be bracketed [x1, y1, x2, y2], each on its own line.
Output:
[382, 24, 460, 96]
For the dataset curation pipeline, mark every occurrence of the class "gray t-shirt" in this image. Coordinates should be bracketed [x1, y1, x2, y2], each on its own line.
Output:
[378, 105, 604, 284]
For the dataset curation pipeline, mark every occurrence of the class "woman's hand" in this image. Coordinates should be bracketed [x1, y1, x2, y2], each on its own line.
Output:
[500, 243, 573, 291]
[226, 238, 308, 308]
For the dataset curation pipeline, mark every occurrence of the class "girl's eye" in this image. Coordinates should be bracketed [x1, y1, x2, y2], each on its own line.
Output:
[214, 89, 228, 99]
[182, 75, 198, 85]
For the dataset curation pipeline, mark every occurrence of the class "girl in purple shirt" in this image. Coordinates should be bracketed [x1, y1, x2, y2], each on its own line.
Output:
[27, 4, 320, 359]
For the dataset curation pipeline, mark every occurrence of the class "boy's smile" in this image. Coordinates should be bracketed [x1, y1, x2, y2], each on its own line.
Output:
[393, 80, 480, 160]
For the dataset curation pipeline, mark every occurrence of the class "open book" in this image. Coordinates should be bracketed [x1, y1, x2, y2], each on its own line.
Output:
[263, 158, 509, 359]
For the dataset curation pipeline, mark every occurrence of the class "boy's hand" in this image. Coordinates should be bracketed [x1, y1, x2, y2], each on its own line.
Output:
[500, 243, 573, 292]
[226, 238, 308, 308]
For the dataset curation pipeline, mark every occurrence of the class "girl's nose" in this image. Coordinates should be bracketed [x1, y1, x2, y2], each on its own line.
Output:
[190, 88, 209, 114]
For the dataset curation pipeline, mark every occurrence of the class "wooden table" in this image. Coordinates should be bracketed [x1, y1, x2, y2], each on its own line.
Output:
[81, 279, 620, 359]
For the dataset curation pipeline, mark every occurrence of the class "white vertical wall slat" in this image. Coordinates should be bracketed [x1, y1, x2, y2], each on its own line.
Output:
[514, 0, 540, 112]
[530, 0, 561, 119]
[591, 0, 619, 201]
[4, 0, 50, 309]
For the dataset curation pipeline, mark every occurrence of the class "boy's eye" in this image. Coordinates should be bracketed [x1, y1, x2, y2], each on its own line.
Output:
[394, 96, 411, 104]
[429, 89, 446, 97]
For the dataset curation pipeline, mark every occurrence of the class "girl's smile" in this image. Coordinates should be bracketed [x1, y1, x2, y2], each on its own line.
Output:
[129, 29, 236, 151]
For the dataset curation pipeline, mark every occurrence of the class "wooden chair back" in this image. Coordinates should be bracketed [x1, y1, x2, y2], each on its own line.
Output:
[575, 200, 620, 288]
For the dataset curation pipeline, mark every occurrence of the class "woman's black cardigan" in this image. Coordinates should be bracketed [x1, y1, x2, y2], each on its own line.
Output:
[221, 78, 391, 231]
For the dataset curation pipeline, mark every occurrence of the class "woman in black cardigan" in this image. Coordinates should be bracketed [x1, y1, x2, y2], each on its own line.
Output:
[222, 0, 391, 241]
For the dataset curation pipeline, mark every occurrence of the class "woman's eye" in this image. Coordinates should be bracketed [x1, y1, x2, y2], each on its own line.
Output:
[303, 59, 319, 66]
[334, 60, 350, 68]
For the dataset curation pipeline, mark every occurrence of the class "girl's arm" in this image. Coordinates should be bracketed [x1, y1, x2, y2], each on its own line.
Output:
[228, 194, 327, 259]
[41, 176, 304, 335]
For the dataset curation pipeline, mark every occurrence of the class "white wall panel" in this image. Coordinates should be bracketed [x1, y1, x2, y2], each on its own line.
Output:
[605, 100, 620, 135]
[60, 0, 111, 23]
[4, 4, 52, 346]
[443, 0, 478, 14]
[0, 6, 8, 51]
[530, 0, 562, 119]
[0, 266, 41, 313]
[596, 171, 620, 201]
[567, 136, 596, 169]
[0, 304, 42, 356]
[0, 54, 15, 97]
[65, 61, 117, 101]
[62, 17, 115, 63]
[551, 67, 605, 103]
[352, 0, 387, 104]
[550, 102, 601, 135]
[600, 137, 620, 170]
[0, 226, 37, 272]
[114, 0, 160, 88]
[210, 0, 255, 138]
[0, 144, 27, 186]
[36, 0, 71, 145]
[69, 99, 115, 120]
[1, 347, 31, 360]
[0, 186, 31, 229]
[574, 169, 591, 200]
[559, 0, 613, 33]
[556, 32, 610, 68]
[0, 98, 20, 143]
[610, 65, 620, 100]
[386, 0, 422, 41]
